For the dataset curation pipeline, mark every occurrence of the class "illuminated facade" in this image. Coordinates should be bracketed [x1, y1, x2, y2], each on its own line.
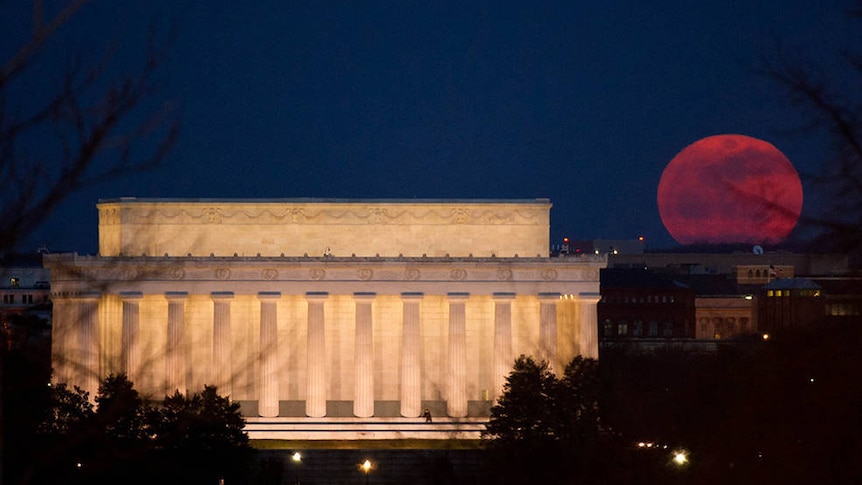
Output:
[46, 198, 605, 439]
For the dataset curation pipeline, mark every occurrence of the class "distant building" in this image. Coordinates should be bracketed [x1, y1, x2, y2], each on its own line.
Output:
[0, 254, 51, 350]
[598, 268, 696, 341]
[599, 251, 854, 353]
[695, 295, 756, 339]
[810, 276, 862, 323]
[757, 278, 825, 334]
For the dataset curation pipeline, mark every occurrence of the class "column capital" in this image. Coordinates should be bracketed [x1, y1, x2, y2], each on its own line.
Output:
[165, 291, 189, 301]
[257, 291, 282, 301]
[447, 292, 470, 301]
[211, 291, 235, 300]
[353, 292, 377, 301]
[538, 292, 561, 301]
[70, 291, 102, 302]
[401, 292, 424, 300]
[493, 292, 516, 301]
[306, 291, 329, 301]
[577, 291, 602, 304]
[119, 291, 143, 301]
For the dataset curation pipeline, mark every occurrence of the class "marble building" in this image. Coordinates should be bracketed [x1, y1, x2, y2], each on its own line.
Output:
[46, 198, 605, 439]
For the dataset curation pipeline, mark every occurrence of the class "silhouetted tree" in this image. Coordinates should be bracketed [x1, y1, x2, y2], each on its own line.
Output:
[557, 356, 601, 446]
[154, 385, 251, 485]
[483, 355, 560, 447]
[482, 355, 607, 485]
[0, 1, 178, 256]
[28, 376, 250, 485]
[761, 2, 862, 264]
[2, 3, 177, 481]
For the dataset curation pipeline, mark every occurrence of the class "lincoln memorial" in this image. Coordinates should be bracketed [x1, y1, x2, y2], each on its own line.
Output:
[45, 198, 605, 439]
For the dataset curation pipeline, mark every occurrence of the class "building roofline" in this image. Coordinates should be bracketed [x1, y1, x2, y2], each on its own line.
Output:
[98, 197, 552, 205]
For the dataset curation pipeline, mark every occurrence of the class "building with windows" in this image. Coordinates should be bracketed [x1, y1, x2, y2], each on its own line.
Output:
[45, 198, 605, 439]
[757, 278, 825, 333]
[1, 254, 52, 350]
[599, 251, 854, 354]
[598, 268, 696, 346]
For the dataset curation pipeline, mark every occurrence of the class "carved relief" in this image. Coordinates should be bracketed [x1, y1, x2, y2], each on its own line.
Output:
[99, 208, 120, 225]
[497, 269, 513, 281]
[404, 268, 420, 281]
[309, 269, 326, 280]
[215, 268, 231, 280]
[287, 208, 306, 223]
[116, 203, 544, 226]
[541, 269, 558, 281]
[451, 208, 471, 224]
[121, 268, 137, 280]
[262, 269, 278, 280]
[169, 267, 185, 280]
[358, 268, 373, 281]
[206, 208, 223, 223]
[369, 208, 390, 224]
[587, 269, 599, 281]
[450, 269, 467, 281]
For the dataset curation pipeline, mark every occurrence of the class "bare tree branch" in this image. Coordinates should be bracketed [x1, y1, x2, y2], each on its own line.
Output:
[0, 1, 179, 255]
[758, 9, 862, 262]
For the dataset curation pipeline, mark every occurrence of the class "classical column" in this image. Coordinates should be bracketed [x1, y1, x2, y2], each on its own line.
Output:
[258, 292, 281, 417]
[50, 295, 72, 385]
[77, 293, 101, 401]
[493, 292, 515, 400]
[120, 292, 143, 385]
[447, 292, 469, 417]
[165, 292, 188, 395]
[400, 292, 423, 417]
[306, 292, 328, 418]
[578, 292, 601, 359]
[212, 292, 234, 396]
[538, 292, 560, 371]
[353, 292, 376, 417]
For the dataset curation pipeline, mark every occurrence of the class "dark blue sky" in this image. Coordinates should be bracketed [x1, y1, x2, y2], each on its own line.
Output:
[8, 1, 858, 254]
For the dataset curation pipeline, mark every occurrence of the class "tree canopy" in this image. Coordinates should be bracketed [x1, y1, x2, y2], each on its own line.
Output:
[482, 355, 607, 484]
[25, 374, 250, 485]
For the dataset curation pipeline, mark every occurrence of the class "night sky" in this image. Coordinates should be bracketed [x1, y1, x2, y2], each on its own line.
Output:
[6, 1, 858, 254]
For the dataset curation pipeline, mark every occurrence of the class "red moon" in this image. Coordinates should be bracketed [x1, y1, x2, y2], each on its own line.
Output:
[657, 134, 803, 245]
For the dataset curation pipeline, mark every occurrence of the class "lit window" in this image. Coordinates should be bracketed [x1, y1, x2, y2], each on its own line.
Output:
[10, 277, 19, 288]
[617, 321, 628, 336]
[603, 319, 614, 337]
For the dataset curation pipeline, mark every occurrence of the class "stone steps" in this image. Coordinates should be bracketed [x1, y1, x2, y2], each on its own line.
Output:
[245, 417, 487, 440]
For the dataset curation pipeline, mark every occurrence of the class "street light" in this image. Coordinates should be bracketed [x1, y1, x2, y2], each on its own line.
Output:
[361, 459, 373, 485]
[672, 450, 689, 466]
[292, 451, 302, 485]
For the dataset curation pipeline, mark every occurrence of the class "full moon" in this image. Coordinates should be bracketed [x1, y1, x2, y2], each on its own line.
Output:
[657, 134, 803, 245]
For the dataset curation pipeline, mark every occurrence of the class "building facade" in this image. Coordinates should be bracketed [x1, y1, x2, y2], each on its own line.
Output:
[46, 199, 604, 436]
[1, 255, 52, 350]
